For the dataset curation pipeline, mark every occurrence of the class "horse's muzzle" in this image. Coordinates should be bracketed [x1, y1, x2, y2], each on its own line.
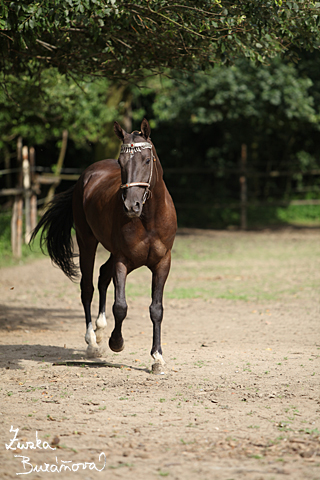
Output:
[123, 200, 142, 218]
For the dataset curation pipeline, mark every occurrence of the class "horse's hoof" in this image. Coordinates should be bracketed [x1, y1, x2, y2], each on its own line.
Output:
[109, 336, 124, 352]
[152, 362, 165, 375]
[86, 345, 104, 358]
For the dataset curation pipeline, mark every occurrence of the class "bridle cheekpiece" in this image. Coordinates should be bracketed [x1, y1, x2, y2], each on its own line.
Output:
[120, 141, 154, 204]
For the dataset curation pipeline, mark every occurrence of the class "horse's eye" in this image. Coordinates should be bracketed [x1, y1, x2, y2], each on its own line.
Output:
[146, 158, 151, 164]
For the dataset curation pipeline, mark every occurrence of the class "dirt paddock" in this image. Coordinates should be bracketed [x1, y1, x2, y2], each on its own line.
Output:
[0, 228, 319, 479]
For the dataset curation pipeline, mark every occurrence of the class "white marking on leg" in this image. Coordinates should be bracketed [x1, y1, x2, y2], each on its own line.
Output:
[152, 351, 165, 366]
[95, 313, 107, 344]
[85, 322, 102, 358]
[96, 312, 107, 330]
[85, 322, 97, 346]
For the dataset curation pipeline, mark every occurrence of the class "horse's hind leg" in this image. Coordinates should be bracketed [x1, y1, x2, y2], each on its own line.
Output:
[149, 252, 171, 374]
[109, 259, 129, 353]
[77, 234, 100, 357]
[95, 254, 114, 344]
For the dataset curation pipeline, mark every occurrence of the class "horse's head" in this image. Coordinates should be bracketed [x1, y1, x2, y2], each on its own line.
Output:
[114, 118, 154, 218]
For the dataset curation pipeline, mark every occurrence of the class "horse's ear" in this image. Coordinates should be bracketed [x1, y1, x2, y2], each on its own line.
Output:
[141, 118, 151, 139]
[114, 121, 125, 141]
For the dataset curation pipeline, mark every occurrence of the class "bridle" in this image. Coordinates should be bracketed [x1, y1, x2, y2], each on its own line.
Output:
[119, 141, 155, 205]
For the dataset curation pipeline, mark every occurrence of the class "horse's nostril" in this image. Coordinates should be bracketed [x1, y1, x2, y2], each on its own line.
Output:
[133, 202, 140, 212]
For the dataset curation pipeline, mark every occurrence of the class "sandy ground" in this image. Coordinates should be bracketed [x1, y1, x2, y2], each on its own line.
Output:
[0, 229, 319, 480]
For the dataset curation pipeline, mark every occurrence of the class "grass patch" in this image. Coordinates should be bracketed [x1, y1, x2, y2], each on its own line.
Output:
[2, 210, 319, 305]
[166, 230, 320, 301]
[216, 292, 249, 301]
[176, 204, 320, 230]
[125, 282, 150, 299]
[166, 287, 202, 299]
[275, 204, 320, 226]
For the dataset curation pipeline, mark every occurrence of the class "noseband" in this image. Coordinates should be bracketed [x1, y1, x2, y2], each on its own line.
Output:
[120, 142, 155, 205]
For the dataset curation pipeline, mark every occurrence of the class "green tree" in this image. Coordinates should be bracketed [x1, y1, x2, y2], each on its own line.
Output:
[0, 69, 128, 155]
[151, 57, 318, 168]
[1, 1, 320, 82]
[133, 56, 320, 226]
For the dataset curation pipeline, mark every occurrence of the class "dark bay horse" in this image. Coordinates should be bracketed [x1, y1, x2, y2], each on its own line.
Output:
[31, 119, 177, 373]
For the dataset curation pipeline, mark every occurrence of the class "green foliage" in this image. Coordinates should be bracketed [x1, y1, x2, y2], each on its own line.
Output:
[1, 4, 320, 230]
[1, 1, 320, 82]
[150, 56, 320, 176]
[0, 69, 123, 150]
[275, 204, 320, 225]
[152, 58, 318, 129]
[0, 212, 12, 259]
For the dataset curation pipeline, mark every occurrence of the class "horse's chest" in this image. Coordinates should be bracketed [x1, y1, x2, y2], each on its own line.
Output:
[125, 236, 167, 267]
[148, 238, 168, 264]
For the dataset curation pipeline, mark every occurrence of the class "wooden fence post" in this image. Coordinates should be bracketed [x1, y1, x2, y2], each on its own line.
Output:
[11, 137, 23, 257]
[22, 145, 32, 243]
[29, 146, 37, 232]
[240, 143, 247, 230]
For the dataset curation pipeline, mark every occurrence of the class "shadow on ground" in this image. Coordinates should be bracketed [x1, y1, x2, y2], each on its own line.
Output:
[0, 304, 82, 332]
[0, 343, 150, 373]
[0, 344, 79, 370]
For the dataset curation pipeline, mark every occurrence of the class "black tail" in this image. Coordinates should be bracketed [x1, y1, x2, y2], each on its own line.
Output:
[30, 186, 78, 280]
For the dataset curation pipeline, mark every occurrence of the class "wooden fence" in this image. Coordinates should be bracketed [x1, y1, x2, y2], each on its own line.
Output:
[0, 136, 78, 258]
[1, 140, 320, 257]
[165, 144, 320, 229]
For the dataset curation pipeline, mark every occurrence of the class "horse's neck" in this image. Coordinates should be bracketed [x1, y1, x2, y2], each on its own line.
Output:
[152, 159, 166, 199]
[143, 163, 167, 219]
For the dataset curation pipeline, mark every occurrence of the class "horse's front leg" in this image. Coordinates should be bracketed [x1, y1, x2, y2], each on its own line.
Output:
[149, 251, 171, 374]
[109, 259, 129, 353]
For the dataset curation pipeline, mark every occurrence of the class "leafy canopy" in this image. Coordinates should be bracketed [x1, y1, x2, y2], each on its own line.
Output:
[0, 69, 122, 149]
[149, 57, 319, 171]
[152, 59, 318, 128]
[1, 1, 320, 81]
